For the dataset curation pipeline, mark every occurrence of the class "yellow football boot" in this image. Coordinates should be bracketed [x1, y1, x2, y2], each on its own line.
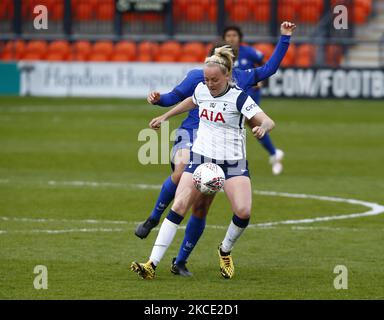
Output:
[218, 246, 234, 279]
[130, 260, 156, 280]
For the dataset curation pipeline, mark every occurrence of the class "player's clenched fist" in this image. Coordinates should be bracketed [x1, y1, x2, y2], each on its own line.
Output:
[252, 126, 266, 139]
[280, 21, 296, 36]
[147, 91, 161, 104]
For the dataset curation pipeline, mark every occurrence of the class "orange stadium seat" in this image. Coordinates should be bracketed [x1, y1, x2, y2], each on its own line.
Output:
[326, 44, 343, 67]
[25, 40, 48, 58]
[253, 43, 274, 61]
[92, 41, 114, 59]
[278, 0, 299, 22]
[73, 40, 92, 59]
[97, 1, 115, 21]
[355, 0, 372, 14]
[225, 0, 253, 11]
[48, 40, 71, 59]
[186, 3, 205, 22]
[110, 53, 132, 62]
[1, 52, 14, 61]
[178, 55, 201, 63]
[353, 0, 372, 24]
[281, 43, 296, 67]
[0, 0, 14, 19]
[137, 54, 152, 62]
[68, 52, 89, 61]
[296, 44, 316, 67]
[159, 41, 182, 60]
[251, 0, 271, 23]
[114, 41, 136, 60]
[299, 9, 322, 24]
[295, 55, 313, 67]
[71, 0, 99, 9]
[21, 53, 43, 61]
[353, 10, 368, 24]
[138, 41, 160, 58]
[278, 5, 296, 22]
[73, 2, 94, 21]
[88, 53, 109, 62]
[299, 0, 323, 23]
[208, 3, 217, 22]
[156, 54, 177, 62]
[4, 40, 26, 60]
[183, 42, 206, 62]
[44, 53, 67, 61]
[229, 4, 250, 22]
[174, 0, 189, 12]
[51, 1, 64, 21]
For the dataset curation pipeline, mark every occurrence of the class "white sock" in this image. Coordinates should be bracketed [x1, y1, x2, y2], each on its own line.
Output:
[221, 221, 246, 253]
[149, 218, 179, 266]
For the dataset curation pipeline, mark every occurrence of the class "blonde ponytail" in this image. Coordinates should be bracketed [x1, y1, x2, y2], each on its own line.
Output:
[204, 45, 234, 77]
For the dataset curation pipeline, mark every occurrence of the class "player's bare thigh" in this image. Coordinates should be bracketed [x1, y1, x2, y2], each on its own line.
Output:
[224, 176, 252, 219]
[171, 172, 201, 216]
[171, 148, 190, 184]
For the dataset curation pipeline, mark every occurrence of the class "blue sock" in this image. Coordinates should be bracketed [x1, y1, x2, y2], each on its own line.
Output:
[175, 215, 206, 265]
[258, 133, 276, 156]
[149, 176, 177, 222]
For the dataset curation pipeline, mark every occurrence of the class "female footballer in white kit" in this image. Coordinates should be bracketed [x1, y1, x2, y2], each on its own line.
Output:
[131, 46, 275, 280]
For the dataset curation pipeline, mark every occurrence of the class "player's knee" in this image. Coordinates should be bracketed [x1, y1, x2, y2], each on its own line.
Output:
[171, 198, 189, 215]
[234, 206, 251, 220]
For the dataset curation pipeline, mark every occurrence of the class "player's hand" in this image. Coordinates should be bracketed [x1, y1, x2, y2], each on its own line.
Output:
[149, 115, 166, 130]
[280, 21, 296, 36]
[147, 91, 161, 104]
[252, 126, 266, 139]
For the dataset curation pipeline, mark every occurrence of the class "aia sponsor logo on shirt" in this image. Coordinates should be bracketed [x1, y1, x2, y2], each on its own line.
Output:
[200, 109, 226, 123]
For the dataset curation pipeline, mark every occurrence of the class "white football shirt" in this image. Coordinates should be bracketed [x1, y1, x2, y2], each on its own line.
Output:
[192, 82, 263, 161]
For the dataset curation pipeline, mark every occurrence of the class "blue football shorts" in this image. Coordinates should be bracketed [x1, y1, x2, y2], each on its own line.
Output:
[184, 152, 250, 180]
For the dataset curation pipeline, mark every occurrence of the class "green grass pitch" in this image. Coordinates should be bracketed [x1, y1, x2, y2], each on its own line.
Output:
[0, 96, 383, 299]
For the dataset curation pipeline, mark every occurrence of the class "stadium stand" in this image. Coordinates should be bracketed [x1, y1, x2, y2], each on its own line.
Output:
[0, 0, 377, 67]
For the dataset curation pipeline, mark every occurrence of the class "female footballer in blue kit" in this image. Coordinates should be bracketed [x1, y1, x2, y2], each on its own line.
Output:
[131, 45, 275, 280]
[134, 22, 296, 277]
[224, 25, 285, 175]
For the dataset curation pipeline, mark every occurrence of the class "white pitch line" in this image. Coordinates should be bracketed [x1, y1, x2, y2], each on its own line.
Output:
[0, 216, 131, 225]
[0, 228, 124, 235]
[0, 105, 127, 113]
[0, 179, 383, 230]
[250, 190, 384, 227]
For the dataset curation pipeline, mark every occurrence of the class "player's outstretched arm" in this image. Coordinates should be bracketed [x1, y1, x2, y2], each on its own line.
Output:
[149, 97, 195, 130]
[248, 113, 275, 139]
[147, 69, 202, 107]
[147, 90, 182, 107]
[250, 21, 296, 83]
